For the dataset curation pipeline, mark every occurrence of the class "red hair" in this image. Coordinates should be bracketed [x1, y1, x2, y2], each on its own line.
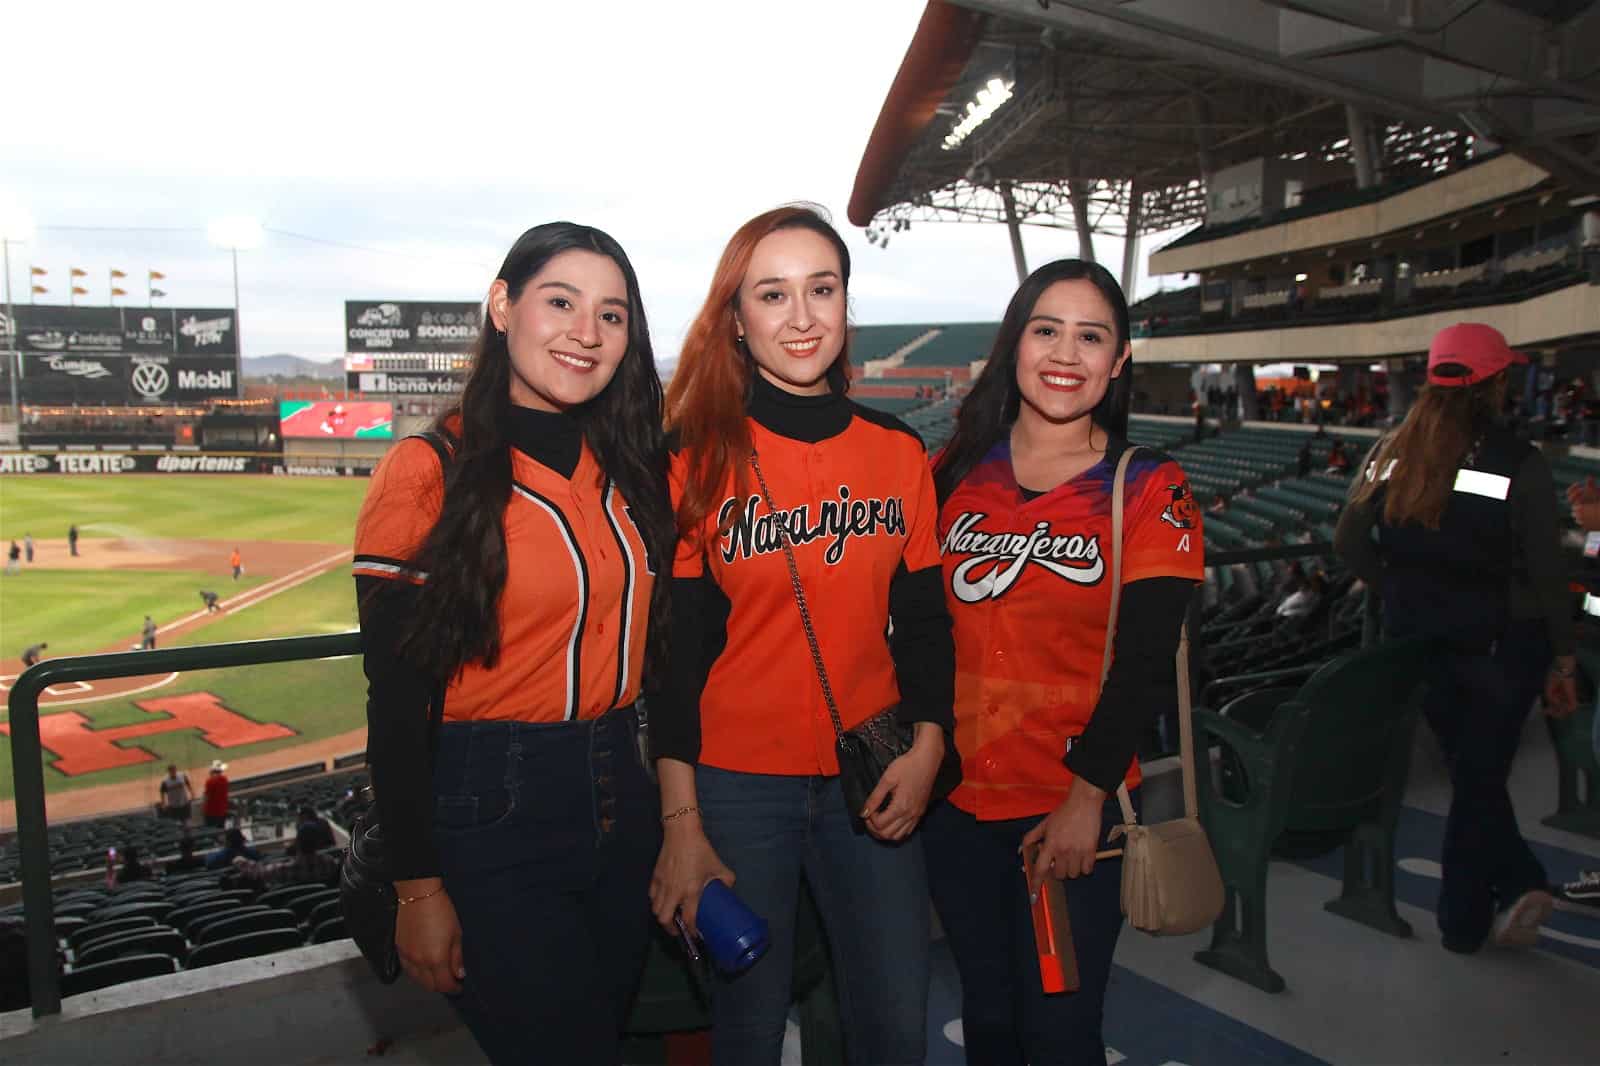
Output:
[666, 205, 853, 545]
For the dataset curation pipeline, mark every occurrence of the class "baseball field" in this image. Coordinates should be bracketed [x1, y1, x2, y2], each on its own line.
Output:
[0, 474, 373, 818]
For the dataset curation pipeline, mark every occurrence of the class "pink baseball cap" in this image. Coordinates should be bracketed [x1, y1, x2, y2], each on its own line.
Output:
[1426, 323, 1527, 387]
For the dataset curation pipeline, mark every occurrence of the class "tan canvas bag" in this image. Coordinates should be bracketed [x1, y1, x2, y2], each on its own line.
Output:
[1098, 446, 1225, 936]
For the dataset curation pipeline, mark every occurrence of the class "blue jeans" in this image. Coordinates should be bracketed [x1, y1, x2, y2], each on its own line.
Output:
[695, 765, 931, 1066]
[432, 706, 660, 1066]
[923, 795, 1131, 1066]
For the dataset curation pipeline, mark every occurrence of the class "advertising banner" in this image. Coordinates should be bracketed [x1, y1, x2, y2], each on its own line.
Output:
[122, 308, 176, 352]
[173, 308, 239, 356]
[278, 400, 394, 439]
[128, 356, 239, 404]
[20, 352, 130, 404]
[348, 370, 462, 395]
[344, 301, 480, 353]
[14, 306, 124, 354]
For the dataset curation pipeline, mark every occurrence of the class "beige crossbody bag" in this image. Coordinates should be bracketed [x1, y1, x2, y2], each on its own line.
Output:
[1097, 446, 1225, 936]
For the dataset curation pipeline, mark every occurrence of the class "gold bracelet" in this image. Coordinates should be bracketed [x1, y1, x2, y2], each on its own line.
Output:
[397, 885, 445, 906]
[661, 805, 701, 824]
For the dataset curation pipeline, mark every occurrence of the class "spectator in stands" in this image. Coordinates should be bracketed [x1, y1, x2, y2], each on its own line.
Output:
[293, 806, 336, 854]
[20, 642, 46, 668]
[158, 764, 192, 824]
[1325, 438, 1352, 473]
[1335, 322, 1577, 955]
[228, 830, 341, 890]
[650, 205, 951, 1066]
[1568, 476, 1600, 531]
[166, 836, 205, 875]
[930, 258, 1201, 1065]
[1274, 571, 1323, 619]
[202, 760, 230, 828]
[354, 222, 672, 1065]
[113, 845, 152, 884]
[205, 827, 261, 870]
[1298, 439, 1313, 478]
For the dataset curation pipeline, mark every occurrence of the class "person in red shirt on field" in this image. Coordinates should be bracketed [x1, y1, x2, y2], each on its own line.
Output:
[929, 259, 1203, 1065]
[202, 760, 230, 828]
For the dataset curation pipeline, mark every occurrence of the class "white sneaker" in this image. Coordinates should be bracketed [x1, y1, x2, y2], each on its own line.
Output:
[1491, 889, 1553, 948]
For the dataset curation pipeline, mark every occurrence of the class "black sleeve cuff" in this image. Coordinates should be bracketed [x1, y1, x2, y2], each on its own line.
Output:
[887, 563, 955, 732]
[645, 574, 711, 764]
[357, 576, 443, 879]
[1065, 577, 1194, 793]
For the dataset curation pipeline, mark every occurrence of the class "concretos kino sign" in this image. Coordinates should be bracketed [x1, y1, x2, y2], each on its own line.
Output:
[344, 300, 481, 353]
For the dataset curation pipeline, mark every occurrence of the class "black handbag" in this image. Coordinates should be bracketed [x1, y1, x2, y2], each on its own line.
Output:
[747, 453, 956, 822]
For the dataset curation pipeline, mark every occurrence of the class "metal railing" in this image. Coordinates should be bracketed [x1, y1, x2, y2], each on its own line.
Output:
[7, 542, 1356, 1019]
[8, 632, 361, 1018]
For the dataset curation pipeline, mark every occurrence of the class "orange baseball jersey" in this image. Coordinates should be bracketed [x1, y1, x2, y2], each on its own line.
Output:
[939, 440, 1203, 821]
[353, 435, 655, 723]
[670, 409, 945, 775]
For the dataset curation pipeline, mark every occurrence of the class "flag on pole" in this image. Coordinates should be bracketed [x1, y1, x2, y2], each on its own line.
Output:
[149, 287, 167, 299]
[72, 286, 88, 296]
[110, 269, 127, 279]
[70, 268, 88, 278]
[148, 270, 166, 280]
[111, 287, 128, 297]
[31, 285, 46, 295]
[29, 266, 45, 277]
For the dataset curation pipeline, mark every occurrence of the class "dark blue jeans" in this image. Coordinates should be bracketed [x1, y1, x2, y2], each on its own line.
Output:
[695, 765, 931, 1066]
[1421, 623, 1550, 947]
[432, 706, 659, 1066]
[923, 795, 1130, 1066]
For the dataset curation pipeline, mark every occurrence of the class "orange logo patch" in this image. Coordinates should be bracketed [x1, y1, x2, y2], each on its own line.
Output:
[0, 692, 296, 777]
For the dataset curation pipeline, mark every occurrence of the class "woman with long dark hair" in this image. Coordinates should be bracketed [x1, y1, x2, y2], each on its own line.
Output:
[929, 259, 1202, 1064]
[353, 222, 673, 1064]
[646, 204, 956, 1065]
[1336, 322, 1577, 954]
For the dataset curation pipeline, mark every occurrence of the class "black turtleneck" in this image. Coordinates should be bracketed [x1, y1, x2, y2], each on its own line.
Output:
[746, 372, 853, 443]
[649, 373, 957, 770]
[357, 409, 587, 880]
[505, 403, 582, 479]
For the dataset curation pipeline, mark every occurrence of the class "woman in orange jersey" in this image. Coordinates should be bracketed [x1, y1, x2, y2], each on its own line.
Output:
[353, 223, 673, 1065]
[647, 205, 957, 1065]
[929, 260, 1203, 1065]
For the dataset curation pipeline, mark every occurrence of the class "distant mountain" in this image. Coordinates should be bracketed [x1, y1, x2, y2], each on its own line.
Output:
[244, 354, 343, 380]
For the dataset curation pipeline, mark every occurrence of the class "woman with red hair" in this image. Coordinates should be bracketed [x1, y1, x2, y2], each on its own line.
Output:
[646, 204, 957, 1065]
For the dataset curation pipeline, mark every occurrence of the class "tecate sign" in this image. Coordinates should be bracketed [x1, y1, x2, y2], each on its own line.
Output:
[52, 454, 139, 474]
[0, 454, 53, 474]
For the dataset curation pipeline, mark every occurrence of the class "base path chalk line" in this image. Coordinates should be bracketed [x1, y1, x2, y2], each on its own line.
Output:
[155, 548, 352, 636]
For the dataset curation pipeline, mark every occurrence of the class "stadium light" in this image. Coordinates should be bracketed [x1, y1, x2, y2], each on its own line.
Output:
[208, 215, 261, 401]
[942, 77, 1015, 152]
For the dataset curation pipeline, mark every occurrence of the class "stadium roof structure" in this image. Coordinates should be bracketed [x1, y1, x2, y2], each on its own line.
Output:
[850, 0, 1600, 284]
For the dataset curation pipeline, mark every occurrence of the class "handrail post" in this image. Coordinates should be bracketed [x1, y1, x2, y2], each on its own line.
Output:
[9, 665, 59, 1018]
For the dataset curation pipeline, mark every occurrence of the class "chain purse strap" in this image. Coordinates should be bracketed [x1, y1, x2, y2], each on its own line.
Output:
[747, 451, 849, 744]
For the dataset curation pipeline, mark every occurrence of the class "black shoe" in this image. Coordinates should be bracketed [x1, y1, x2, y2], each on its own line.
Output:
[1557, 870, 1600, 911]
[1441, 930, 1484, 954]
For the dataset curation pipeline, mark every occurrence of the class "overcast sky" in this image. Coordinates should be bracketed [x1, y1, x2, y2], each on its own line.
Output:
[1, 0, 1177, 362]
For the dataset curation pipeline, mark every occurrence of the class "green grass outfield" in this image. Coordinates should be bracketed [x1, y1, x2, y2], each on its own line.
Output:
[1, 566, 363, 800]
[0, 474, 368, 543]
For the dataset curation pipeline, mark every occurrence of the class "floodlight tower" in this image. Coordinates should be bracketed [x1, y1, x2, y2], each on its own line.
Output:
[207, 216, 263, 399]
[0, 194, 35, 425]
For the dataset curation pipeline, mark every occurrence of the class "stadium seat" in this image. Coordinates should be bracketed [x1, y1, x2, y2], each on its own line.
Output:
[256, 883, 331, 911]
[60, 954, 179, 999]
[69, 914, 160, 952]
[186, 928, 305, 969]
[75, 928, 188, 968]
[89, 900, 175, 924]
[305, 897, 342, 930]
[194, 908, 299, 945]
[186, 905, 269, 941]
[167, 898, 250, 937]
[1544, 648, 1600, 838]
[285, 887, 340, 923]
[1193, 637, 1435, 993]
[311, 916, 349, 943]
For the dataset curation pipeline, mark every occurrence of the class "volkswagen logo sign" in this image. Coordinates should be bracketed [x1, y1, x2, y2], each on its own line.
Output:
[131, 361, 170, 400]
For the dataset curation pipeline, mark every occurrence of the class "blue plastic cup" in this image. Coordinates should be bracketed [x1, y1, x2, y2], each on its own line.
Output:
[695, 879, 769, 974]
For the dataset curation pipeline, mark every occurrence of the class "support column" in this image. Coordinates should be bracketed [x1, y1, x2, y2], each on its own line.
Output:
[1120, 183, 1142, 296]
[1233, 362, 1260, 421]
[1069, 178, 1097, 263]
[1000, 183, 1029, 285]
[1346, 105, 1376, 189]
